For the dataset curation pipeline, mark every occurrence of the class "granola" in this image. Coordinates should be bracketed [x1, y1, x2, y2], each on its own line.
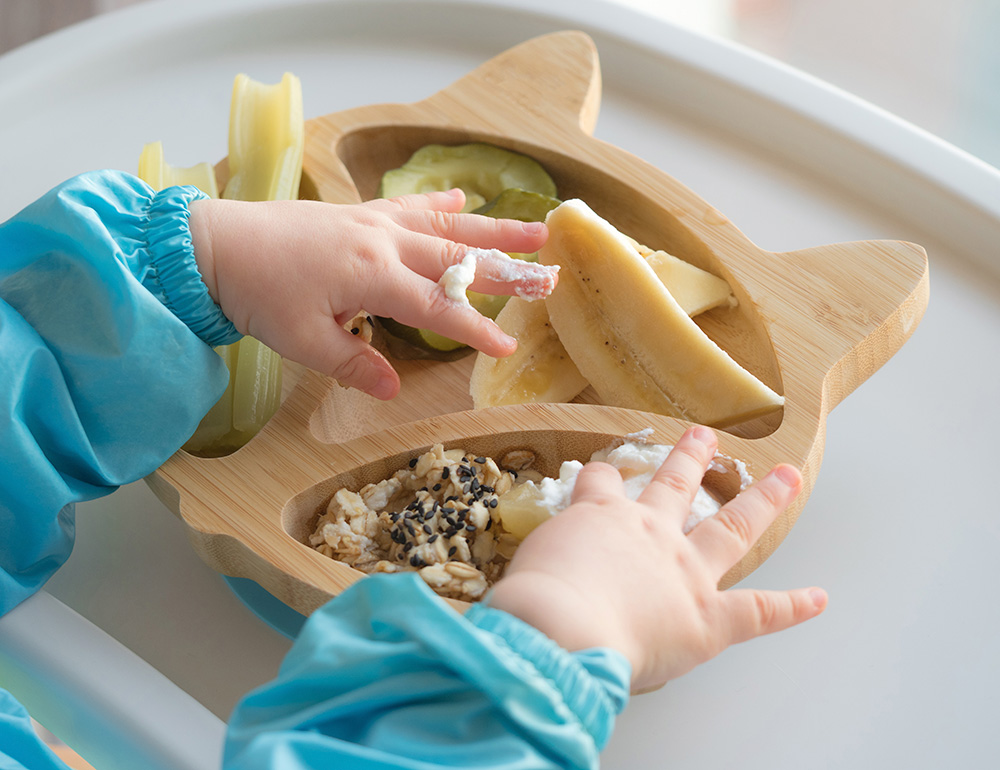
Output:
[309, 444, 525, 601]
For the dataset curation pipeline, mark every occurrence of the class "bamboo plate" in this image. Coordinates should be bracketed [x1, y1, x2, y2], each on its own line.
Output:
[146, 31, 928, 616]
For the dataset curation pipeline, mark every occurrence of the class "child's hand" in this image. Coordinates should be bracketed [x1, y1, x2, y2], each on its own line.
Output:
[189, 190, 550, 399]
[487, 426, 827, 692]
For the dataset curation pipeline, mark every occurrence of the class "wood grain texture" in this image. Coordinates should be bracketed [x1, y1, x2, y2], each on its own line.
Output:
[145, 31, 929, 615]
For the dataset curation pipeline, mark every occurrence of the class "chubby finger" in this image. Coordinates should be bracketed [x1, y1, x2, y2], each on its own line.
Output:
[637, 425, 718, 512]
[688, 464, 802, 572]
[397, 208, 548, 256]
[364, 188, 468, 214]
[570, 461, 625, 505]
[399, 233, 558, 302]
[278, 318, 400, 400]
[366, 266, 518, 357]
[723, 586, 828, 644]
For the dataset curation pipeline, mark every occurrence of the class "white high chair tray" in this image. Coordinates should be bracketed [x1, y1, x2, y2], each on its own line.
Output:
[0, 1, 997, 769]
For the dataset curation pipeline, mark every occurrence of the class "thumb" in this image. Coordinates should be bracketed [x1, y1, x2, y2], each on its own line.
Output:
[279, 320, 401, 400]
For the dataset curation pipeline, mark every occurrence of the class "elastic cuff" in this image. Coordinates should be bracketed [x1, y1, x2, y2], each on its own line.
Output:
[466, 601, 631, 750]
[144, 185, 242, 347]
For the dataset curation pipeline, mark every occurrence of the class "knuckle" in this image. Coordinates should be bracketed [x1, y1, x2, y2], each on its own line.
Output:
[755, 480, 788, 511]
[717, 509, 756, 548]
[426, 209, 457, 239]
[328, 345, 372, 385]
[440, 238, 467, 268]
[424, 284, 462, 320]
[652, 468, 694, 497]
[753, 592, 778, 631]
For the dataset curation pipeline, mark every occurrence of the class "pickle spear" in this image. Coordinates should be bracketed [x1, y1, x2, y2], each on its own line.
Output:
[197, 72, 303, 454]
[138, 141, 220, 198]
[140, 73, 304, 456]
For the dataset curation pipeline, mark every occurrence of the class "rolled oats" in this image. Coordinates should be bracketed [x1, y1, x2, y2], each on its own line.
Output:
[309, 444, 531, 602]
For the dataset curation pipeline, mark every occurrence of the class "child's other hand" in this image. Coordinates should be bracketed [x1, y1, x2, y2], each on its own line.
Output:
[189, 190, 550, 399]
[487, 426, 827, 692]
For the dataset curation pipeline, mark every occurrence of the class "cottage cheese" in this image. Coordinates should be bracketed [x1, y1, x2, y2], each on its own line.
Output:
[525, 437, 752, 533]
[439, 247, 560, 306]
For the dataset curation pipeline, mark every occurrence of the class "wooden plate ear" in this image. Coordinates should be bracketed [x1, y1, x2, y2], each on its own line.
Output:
[423, 30, 602, 136]
[756, 240, 929, 414]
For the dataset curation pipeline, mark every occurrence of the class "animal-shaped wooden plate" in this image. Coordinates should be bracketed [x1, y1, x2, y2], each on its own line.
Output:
[146, 31, 928, 616]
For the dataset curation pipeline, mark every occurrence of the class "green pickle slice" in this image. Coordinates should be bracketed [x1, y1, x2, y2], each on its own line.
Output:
[472, 188, 561, 222]
[378, 143, 557, 212]
[376, 154, 561, 359]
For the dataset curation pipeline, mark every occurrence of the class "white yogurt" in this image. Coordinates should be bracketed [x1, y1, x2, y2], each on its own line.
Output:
[528, 437, 752, 533]
[439, 247, 560, 305]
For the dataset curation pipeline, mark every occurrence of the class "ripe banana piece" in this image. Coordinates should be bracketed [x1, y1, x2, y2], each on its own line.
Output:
[470, 298, 589, 407]
[470, 219, 735, 409]
[538, 199, 784, 427]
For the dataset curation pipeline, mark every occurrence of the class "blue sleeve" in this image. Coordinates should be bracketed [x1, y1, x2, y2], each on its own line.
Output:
[0, 169, 242, 615]
[0, 691, 74, 770]
[223, 573, 631, 770]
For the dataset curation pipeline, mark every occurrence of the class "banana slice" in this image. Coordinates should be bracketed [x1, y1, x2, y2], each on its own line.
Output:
[539, 199, 784, 428]
[470, 297, 589, 407]
[470, 223, 736, 409]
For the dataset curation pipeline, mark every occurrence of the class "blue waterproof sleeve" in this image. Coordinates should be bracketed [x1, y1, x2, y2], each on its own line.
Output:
[0, 171, 630, 770]
[224, 573, 631, 770]
[0, 690, 73, 770]
[0, 169, 240, 615]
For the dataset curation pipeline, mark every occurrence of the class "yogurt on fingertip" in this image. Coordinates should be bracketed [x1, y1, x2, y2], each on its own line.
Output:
[439, 248, 560, 305]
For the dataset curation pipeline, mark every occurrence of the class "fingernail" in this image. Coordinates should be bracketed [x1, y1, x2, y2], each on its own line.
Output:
[446, 188, 464, 199]
[523, 221, 546, 235]
[690, 425, 714, 445]
[809, 587, 828, 610]
[367, 374, 397, 401]
[772, 464, 801, 487]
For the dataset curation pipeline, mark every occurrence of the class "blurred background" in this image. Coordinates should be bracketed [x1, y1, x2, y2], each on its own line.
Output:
[2, 0, 997, 169]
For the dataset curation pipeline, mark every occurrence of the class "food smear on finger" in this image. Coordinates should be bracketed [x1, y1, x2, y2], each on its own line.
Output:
[440, 247, 560, 307]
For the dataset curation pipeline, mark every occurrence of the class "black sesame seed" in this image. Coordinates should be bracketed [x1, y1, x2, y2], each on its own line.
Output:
[489, 498, 498, 508]
[441, 467, 450, 479]
[432, 483, 441, 491]
[409, 556, 420, 567]
[350, 327, 360, 335]
[422, 524, 432, 535]
[481, 485, 494, 494]
[406, 524, 416, 537]
[442, 506, 455, 515]
[409, 457, 418, 468]
[428, 534, 439, 543]
[485, 518, 493, 530]
[466, 524, 476, 532]
[474, 456, 486, 464]
[448, 546, 458, 556]
[403, 542, 413, 552]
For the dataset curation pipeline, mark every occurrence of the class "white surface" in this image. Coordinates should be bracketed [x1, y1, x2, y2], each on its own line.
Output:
[0, 592, 226, 770]
[1, 0, 999, 767]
